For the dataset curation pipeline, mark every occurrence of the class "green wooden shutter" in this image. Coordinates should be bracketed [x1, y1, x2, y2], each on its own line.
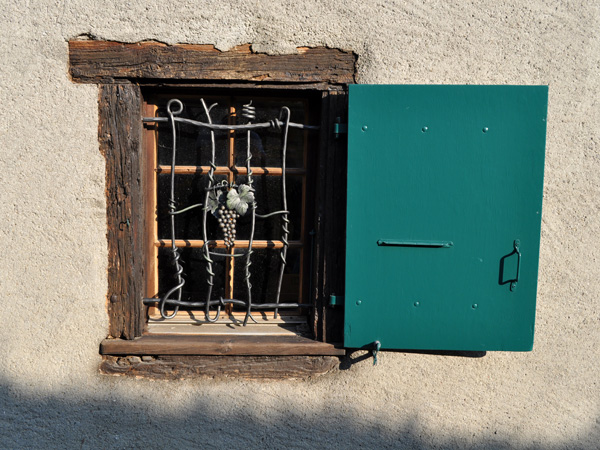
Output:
[345, 85, 548, 351]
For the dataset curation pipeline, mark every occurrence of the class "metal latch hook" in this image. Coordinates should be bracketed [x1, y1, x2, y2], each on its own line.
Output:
[372, 340, 381, 366]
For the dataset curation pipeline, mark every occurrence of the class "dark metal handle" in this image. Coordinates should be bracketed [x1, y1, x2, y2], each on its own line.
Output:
[377, 240, 453, 248]
[510, 240, 521, 291]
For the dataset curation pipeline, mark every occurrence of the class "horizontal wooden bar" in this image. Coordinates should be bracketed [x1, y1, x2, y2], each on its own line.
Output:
[156, 239, 303, 249]
[100, 335, 346, 356]
[156, 166, 306, 176]
[69, 41, 356, 84]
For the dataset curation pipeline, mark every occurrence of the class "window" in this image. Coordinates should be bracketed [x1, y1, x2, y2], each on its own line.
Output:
[70, 40, 355, 377]
[70, 41, 548, 377]
[143, 90, 318, 331]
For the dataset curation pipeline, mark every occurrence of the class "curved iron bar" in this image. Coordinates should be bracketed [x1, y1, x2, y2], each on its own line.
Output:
[274, 106, 291, 319]
[169, 203, 203, 215]
[208, 251, 247, 258]
[200, 99, 221, 323]
[241, 101, 256, 121]
[145, 297, 310, 310]
[205, 180, 237, 191]
[143, 116, 319, 131]
[159, 99, 185, 319]
[255, 210, 289, 219]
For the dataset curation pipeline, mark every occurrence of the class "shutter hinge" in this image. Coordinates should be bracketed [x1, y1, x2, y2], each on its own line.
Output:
[329, 295, 344, 307]
[334, 118, 347, 139]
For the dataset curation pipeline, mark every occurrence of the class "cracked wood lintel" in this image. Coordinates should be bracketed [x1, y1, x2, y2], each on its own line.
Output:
[69, 40, 357, 85]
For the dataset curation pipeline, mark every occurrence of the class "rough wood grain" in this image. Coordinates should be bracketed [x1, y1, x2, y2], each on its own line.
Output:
[100, 83, 145, 339]
[100, 335, 346, 356]
[69, 41, 356, 84]
[100, 354, 340, 379]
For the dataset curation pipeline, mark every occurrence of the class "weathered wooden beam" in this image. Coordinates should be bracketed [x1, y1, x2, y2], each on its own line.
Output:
[100, 334, 346, 356]
[100, 83, 146, 339]
[101, 354, 340, 379]
[69, 41, 357, 84]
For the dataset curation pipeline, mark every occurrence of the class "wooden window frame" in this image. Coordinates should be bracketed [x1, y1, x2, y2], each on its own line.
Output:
[69, 40, 356, 378]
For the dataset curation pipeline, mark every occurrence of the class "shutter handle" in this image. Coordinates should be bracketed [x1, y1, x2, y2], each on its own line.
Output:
[510, 240, 521, 292]
[377, 240, 453, 248]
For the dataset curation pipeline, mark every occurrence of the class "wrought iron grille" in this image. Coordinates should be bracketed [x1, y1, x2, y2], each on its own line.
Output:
[142, 98, 318, 325]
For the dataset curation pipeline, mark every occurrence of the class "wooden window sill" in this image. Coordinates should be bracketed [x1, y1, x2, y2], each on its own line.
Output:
[100, 334, 346, 357]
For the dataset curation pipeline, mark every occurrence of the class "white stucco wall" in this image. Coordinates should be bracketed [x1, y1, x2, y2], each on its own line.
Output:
[0, 1, 598, 448]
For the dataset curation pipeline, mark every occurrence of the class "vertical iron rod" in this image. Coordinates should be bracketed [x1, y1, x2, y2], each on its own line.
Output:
[201, 99, 220, 322]
[159, 99, 184, 319]
[243, 101, 256, 326]
[274, 107, 291, 318]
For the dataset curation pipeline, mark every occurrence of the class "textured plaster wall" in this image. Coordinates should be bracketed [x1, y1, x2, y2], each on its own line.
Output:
[0, 1, 598, 448]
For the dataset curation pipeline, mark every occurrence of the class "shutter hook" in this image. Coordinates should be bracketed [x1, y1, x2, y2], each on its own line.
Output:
[372, 340, 381, 366]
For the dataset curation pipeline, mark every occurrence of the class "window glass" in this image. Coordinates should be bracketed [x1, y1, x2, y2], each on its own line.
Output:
[233, 248, 302, 303]
[234, 175, 303, 241]
[157, 247, 227, 301]
[233, 98, 306, 168]
[156, 98, 230, 166]
[157, 174, 227, 240]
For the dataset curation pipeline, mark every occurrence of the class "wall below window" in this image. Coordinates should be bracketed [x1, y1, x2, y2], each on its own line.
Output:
[0, 1, 598, 448]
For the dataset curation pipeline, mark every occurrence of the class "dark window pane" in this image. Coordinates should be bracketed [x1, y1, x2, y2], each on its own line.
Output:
[156, 98, 230, 167]
[234, 175, 303, 241]
[233, 98, 306, 168]
[233, 248, 302, 304]
[158, 247, 227, 302]
[157, 174, 226, 240]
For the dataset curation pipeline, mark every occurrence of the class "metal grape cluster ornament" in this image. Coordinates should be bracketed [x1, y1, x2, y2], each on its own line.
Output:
[208, 183, 255, 248]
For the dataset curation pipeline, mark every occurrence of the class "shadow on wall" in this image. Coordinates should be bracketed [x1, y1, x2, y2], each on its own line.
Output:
[0, 377, 598, 449]
[342, 350, 486, 370]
